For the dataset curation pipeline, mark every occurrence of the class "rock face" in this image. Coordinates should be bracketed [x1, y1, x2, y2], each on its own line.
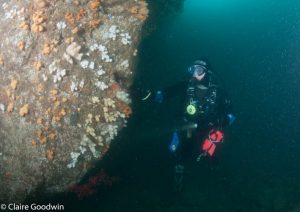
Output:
[0, 0, 148, 202]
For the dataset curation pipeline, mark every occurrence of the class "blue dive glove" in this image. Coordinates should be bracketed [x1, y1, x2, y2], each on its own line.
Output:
[154, 90, 163, 103]
[227, 113, 236, 125]
[169, 131, 179, 153]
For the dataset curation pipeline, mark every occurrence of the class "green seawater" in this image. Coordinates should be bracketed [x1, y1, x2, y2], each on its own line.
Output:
[54, 0, 300, 211]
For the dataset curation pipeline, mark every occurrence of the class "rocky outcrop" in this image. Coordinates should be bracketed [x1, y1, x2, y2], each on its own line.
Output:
[0, 0, 148, 202]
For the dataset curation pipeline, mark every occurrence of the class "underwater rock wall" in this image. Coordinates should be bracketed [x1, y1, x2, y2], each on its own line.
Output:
[0, 0, 148, 202]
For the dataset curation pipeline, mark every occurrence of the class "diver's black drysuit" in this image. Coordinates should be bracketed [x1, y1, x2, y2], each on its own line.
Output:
[132, 63, 235, 192]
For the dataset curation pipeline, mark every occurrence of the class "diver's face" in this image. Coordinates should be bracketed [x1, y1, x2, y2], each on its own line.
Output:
[193, 71, 206, 81]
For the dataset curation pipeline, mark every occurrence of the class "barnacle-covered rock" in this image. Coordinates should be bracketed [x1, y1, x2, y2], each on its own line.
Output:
[0, 0, 148, 202]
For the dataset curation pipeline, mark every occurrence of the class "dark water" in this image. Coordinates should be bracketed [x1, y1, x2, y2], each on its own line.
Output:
[59, 0, 300, 211]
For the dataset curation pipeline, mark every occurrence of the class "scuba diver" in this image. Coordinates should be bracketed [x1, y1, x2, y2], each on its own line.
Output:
[138, 59, 236, 192]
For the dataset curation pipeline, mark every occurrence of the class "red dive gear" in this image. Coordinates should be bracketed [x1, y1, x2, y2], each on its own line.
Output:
[201, 129, 224, 156]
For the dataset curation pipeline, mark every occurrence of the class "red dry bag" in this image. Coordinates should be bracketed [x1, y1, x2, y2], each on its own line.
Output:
[201, 129, 224, 156]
